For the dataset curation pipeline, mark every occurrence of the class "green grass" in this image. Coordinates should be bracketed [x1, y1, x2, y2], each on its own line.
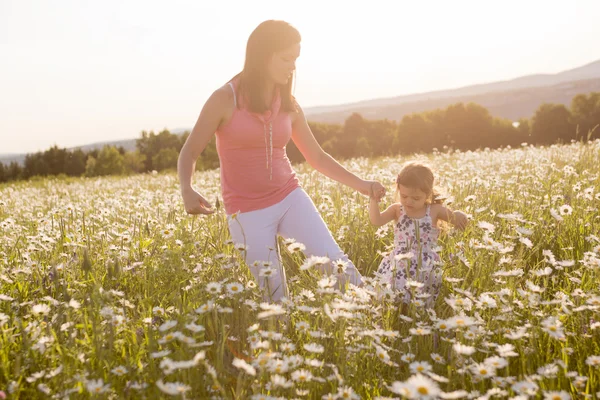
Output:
[0, 141, 599, 399]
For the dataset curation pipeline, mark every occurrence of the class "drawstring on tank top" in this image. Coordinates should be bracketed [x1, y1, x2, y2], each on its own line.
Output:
[263, 121, 273, 180]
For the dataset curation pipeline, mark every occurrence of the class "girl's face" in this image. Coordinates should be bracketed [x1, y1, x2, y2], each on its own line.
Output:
[398, 185, 428, 212]
[267, 43, 300, 85]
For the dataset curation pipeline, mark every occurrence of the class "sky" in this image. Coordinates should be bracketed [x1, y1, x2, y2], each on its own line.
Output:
[1, 0, 599, 154]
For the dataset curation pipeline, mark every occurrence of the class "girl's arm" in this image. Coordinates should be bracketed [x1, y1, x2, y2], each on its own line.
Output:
[369, 199, 400, 227]
[432, 204, 468, 230]
[291, 104, 385, 199]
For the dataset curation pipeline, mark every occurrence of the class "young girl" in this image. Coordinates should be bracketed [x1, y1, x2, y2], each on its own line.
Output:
[369, 162, 468, 307]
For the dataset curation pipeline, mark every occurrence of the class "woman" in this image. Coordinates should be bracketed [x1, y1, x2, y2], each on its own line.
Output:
[178, 20, 386, 302]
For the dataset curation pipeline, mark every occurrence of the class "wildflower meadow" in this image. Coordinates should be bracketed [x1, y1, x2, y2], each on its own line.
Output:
[1, 140, 599, 399]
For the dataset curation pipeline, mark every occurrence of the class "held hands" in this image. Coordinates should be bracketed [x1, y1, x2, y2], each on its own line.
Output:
[361, 180, 386, 202]
[181, 187, 215, 215]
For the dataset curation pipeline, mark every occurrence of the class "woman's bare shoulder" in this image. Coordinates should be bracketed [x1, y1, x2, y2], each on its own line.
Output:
[203, 83, 235, 127]
[211, 83, 235, 106]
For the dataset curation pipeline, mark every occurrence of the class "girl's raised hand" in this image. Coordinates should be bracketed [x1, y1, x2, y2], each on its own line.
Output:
[452, 210, 469, 230]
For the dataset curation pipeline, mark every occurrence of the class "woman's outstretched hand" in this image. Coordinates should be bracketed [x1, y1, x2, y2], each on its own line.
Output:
[181, 187, 215, 215]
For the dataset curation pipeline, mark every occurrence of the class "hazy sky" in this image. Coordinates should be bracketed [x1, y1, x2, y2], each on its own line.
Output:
[1, 0, 599, 154]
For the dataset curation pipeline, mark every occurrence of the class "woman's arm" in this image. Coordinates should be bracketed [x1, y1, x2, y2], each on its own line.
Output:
[369, 200, 400, 227]
[291, 104, 385, 198]
[177, 86, 232, 214]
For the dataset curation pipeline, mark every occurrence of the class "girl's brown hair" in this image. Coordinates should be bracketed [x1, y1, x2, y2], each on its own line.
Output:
[231, 20, 300, 114]
[396, 162, 445, 204]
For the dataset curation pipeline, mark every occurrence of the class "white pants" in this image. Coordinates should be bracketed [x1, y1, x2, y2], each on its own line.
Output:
[227, 187, 363, 302]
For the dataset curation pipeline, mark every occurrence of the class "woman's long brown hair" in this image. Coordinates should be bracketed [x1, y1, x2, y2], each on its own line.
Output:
[231, 20, 300, 114]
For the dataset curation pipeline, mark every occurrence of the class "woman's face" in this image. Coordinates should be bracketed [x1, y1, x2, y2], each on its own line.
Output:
[267, 42, 300, 85]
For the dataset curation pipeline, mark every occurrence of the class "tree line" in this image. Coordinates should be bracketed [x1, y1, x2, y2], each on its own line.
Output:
[1, 92, 599, 183]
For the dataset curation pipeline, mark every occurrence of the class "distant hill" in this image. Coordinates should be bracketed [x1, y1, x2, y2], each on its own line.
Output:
[304, 58, 600, 118]
[304, 77, 600, 124]
[3, 59, 599, 165]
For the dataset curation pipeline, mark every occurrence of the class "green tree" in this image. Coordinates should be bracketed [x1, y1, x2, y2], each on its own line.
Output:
[23, 153, 47, 179]
[42, 145, 68, 175]
[123, 151, 147, 174]
[571, 92, 600, 140]
[152, 148, 179, 171]
[368, 119, 397, 156]
[489, 119, 524, 148]
[85, 156, 97, 177]
[531, 103, 575, 145]
[444, 103, 494, 151]
[7, 162, 22, 181]
[515, 118, 531, 142]
[137, 129, 183, 171]
[395, 113, 434, 154]
[65, 149, 87, 176]
[86, 146, 125, 176]
[342, 113, 368, 158]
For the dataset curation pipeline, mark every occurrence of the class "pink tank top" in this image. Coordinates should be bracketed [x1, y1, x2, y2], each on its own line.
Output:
[215, 79, 300, 214]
